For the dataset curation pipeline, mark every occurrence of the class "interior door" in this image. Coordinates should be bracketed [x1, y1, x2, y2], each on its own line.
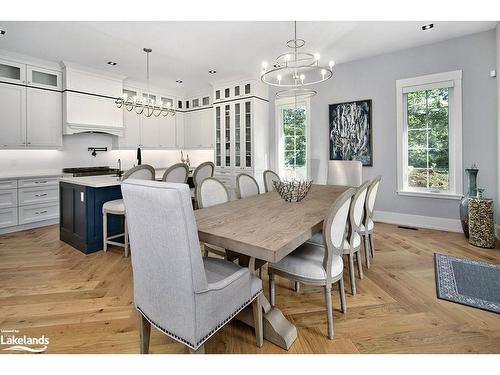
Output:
[26, 87, 62, 147]
[0, 82, 26, 147]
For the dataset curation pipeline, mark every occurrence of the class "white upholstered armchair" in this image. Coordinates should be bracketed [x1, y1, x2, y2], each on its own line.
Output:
[121, 180, 263, 353]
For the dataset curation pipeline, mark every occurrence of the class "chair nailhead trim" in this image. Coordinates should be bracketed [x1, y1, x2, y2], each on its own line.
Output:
[137, 289, 263, 350]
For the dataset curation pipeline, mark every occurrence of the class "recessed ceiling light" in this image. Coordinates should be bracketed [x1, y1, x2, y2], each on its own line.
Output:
[176, 80, 183, 84]
[0, 29, 6, 36]
[107, 61, 117, 66]
[422, 23, 434, 31]
[208, 70, 217, 74]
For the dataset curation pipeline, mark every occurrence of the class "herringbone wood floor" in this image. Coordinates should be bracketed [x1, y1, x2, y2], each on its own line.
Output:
[0, 223, 499, 354]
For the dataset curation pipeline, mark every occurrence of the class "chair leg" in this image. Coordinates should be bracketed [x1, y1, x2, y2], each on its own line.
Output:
[339, 278, 347, 314]
[138, 313, 151, 354]
[124, 216, 129, 257]
[202, 243, 209, 257]
[356, 251, 364, 279]
[369, 233, 375, 258]
[348, 254, 356, 295]
[324, 285, 334, 339]
[103, 212, 107, 252]
[269, 272, 275, 307]
[252, 295, 264, 348]
[294, 281, 300, 292]
[364, 234, 371, 269]
[189, 345, 205, 354]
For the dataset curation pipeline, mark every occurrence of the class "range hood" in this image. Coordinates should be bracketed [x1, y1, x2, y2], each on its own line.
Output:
[62, 62, 125, 136]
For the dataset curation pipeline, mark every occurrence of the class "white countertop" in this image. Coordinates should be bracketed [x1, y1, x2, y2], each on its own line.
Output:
[0, 170, 65, 180]
[59, 175, 123, 188]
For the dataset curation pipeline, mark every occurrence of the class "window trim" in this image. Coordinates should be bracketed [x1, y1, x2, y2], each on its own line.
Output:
[396, 70, 463, 199]
[275, 97, 311, 179]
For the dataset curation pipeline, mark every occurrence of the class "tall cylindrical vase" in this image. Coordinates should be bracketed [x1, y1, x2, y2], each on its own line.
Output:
[459, 168, 478, 238]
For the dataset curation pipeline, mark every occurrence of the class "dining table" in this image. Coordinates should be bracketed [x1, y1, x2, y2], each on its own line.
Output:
[194, 184, 349, 350]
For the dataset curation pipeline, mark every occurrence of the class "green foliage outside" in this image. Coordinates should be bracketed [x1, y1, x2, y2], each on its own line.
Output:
[283, 108, 306, 168]
[407, 88, 449, 190]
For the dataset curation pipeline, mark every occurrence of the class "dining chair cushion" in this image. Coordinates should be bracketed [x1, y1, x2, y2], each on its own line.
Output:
[327, 160, 362, 187]
[198, 178, 229, 208]
[236, 173, 260, 199]
[263, 170, 280, 193]
[359, 218, 374, 233]
[193, 162, 215, 187]
[163, 164, 189, 184]
[102, 199, 125, 214]
[269, 242, 343, 281]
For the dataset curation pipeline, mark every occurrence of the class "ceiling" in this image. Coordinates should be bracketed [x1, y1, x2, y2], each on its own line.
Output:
[0, 21, 496, 93]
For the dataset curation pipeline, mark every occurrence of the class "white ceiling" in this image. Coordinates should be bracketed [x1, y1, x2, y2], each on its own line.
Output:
[0, 21, 496, 93]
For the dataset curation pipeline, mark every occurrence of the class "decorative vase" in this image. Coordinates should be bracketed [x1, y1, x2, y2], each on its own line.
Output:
[459, 167, 478, 238]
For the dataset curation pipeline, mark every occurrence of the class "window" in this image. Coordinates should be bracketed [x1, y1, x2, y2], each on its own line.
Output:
[396, 70, 463, 199]
[276, 98, 310, 180]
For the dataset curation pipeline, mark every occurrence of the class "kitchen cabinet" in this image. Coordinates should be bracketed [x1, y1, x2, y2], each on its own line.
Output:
[183, 108, 214, 149]
[0, 57, 63, 149]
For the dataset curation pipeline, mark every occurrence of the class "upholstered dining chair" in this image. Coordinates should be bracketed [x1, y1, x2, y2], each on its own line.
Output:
[307, 180, 370, 295]
[102, 164, 155, 257]
[268, 187, 356, 339]
[192, 161, 215, 208]
[236, 173, 260, 199]
[327, 160, 362, 187]
[263, 170, 280, 193]
[197, 177, 230, 258]
[162, 163, 189, 184]
[359, 175, 382, 268]
[121, 180, 263, 353]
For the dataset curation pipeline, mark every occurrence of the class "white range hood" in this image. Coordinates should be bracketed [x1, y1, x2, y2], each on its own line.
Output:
[62, 62, 125, 136]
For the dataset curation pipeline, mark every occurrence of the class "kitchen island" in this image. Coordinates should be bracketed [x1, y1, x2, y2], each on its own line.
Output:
[59, 168, 196, 254]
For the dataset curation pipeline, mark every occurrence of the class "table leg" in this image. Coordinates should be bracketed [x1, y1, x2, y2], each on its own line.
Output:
[235, 255, 298, 350]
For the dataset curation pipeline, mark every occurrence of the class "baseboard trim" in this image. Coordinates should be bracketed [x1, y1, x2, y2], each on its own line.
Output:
[0, 219, 59, 235]
[373, 210, 462, 233]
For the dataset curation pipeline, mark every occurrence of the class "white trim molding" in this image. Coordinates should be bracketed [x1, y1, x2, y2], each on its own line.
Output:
[396, 70, 463, 199]
[0, 218, 59, 235]
[373, 210, 462, 232]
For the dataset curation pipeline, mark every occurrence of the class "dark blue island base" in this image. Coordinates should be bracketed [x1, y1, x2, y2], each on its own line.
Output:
[60, 182, 124, 254]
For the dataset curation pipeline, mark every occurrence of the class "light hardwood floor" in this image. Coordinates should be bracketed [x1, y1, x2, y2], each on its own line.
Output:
[0, 223, 499, 354]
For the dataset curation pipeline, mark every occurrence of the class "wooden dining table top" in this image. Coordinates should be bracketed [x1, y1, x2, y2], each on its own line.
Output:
[194, 184, 349, 263]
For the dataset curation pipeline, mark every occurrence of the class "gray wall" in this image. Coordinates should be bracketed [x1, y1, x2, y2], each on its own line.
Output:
[269, 29, 498, 222]
[497, 24, 500, 226]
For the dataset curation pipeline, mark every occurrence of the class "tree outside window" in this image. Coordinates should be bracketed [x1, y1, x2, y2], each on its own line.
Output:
[282, 107, 307, 179]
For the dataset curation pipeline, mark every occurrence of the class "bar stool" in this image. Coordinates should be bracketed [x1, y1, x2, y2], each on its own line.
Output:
[102, 165, 155, 256]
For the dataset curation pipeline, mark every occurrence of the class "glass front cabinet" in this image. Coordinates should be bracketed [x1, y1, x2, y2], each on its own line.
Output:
[213, 79, 269, 193]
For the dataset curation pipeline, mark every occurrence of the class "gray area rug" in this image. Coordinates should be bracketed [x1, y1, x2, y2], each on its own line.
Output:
[434, 253, 500, 314]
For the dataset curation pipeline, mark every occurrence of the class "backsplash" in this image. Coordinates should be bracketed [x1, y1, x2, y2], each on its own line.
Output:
[0, 133, 214, 173]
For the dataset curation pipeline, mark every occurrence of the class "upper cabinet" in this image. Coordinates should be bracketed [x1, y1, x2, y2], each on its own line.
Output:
[62, 62, 124, 136]
[0, 57, 62, 148]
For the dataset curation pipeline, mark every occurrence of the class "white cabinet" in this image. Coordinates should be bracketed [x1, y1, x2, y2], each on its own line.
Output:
[0, 82, 26, 147]
[159, 114, 177, 148]
[26, 88, 62, 147]
[0, 57, 63, 149]
[184, 108, 214, 149]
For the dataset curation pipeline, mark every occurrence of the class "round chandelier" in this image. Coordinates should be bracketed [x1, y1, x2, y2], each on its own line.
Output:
[115, 48, 175, 118]
[261, 21, 335, 99]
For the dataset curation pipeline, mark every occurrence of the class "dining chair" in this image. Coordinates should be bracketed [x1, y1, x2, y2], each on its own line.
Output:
[102, 164, 155, 257]
[197, 177, 230, 258]
[360, 175, 382, 268]
[121, 180, 264, 353]
[327, 160, 362, 187]
[263, 170, 280, 193]
[192, 161, 215, 208]
[236, 173, 260, 199]
[162, 163, 189, 184]
[268, 187, 356, 339]
[307, 181, 370, 295]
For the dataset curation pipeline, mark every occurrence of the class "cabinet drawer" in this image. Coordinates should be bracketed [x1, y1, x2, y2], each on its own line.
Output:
[18, 176, 60, 188]
[18, 186, 59, 206]
[0, 207, 18, 228]
[0, 179, 17, 190]
[18, 202, 59, 224]
[0, 189, 18, 209]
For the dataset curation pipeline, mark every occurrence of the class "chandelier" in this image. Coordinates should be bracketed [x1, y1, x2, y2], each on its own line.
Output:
[261, 21, 335, 99]
[115, 48, 175, 117]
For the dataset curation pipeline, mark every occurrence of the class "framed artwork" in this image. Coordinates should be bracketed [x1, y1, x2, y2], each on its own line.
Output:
[329, 99, 373, 166]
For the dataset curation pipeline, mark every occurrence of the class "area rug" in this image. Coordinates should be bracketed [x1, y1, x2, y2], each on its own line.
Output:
[434, 253, 500, 314]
